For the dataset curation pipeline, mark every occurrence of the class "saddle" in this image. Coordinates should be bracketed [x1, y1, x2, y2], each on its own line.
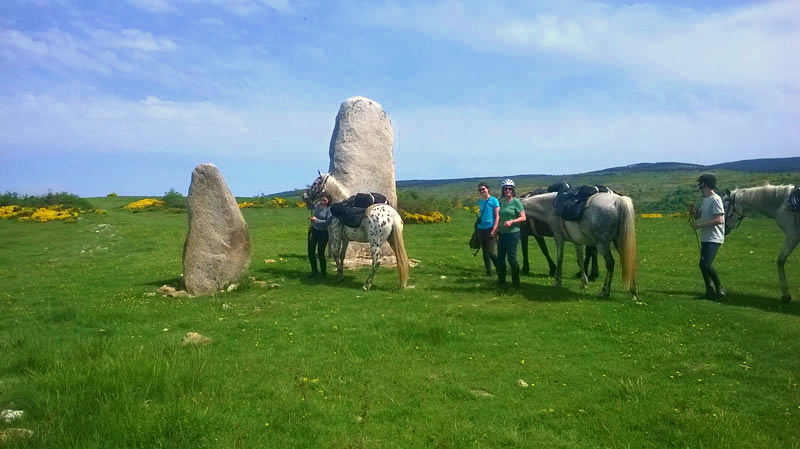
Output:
[554, 185, 613, 221]
[330, 193, 389, 228]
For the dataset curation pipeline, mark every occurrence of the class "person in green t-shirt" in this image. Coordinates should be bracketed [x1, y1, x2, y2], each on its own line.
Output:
[496, 179, 527, 287]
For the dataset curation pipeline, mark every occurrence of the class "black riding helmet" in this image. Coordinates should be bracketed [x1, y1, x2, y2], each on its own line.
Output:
[697, 173, 717, 189]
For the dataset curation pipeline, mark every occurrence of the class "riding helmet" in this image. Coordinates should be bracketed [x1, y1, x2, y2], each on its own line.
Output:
[502, 178, 516, 188]
[697, 173, 717, 189]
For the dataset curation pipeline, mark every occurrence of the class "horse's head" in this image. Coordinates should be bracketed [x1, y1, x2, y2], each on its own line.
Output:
[304, 172, 330, 205]
[722, 188, 745, 235]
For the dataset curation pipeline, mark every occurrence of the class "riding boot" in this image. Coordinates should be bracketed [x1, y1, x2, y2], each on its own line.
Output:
[497, 265, 506, 285]
[319, 257, 326, 277]
[511, 267, 520, 288]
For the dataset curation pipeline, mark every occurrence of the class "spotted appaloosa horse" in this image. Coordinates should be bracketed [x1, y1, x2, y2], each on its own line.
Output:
[305, 172, 409, 291]
[522, 191, 639, 300]
[723, 184, 799, 301]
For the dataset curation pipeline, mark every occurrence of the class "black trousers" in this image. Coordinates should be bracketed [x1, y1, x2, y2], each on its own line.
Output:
[478, 228, 498, 274]
[308, 228, 329, 274]
[699, 241, 722, 292]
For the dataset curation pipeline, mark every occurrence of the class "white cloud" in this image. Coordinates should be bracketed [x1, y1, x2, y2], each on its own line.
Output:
[126, 0, 294, 15]
[88, 28, 178, 52]
[359, 0, 800, 91]
[0, 93, 332, 158]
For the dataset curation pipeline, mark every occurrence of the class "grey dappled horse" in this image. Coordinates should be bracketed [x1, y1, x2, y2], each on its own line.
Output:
[519, 189, 598, 279]
[522, 192, 639, 300]
[305, 173, 409, 291]
[723, 184, 799, 301]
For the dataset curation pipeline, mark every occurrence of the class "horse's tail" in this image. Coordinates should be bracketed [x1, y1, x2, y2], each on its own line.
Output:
[388, 209, 410, 289]
[617, 196, 637, 291]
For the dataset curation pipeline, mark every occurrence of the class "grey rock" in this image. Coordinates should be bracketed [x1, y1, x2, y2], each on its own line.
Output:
[328, 96, 396, 207]
[328, 97, 398, 264]
[183, 164, 251, 295]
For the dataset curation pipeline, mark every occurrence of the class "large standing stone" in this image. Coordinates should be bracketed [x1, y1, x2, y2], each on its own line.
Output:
[183, 163, 251, 295]
[329, 96, 397, 207]
[328, 96, 397, 267]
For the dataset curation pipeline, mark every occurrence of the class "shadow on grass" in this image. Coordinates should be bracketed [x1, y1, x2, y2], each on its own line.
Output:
[258, 262, 405, 292]
[143, 277, 183, 287]
[648, 288, 800, 316]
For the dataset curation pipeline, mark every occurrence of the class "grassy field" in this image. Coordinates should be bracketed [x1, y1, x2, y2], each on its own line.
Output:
[1, 196, 800, 448]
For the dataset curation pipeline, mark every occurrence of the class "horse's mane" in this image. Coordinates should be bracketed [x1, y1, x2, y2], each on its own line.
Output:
[519, 188, 549, 198]
[319, 173, 350, 202]
[733, 184, 795, 213]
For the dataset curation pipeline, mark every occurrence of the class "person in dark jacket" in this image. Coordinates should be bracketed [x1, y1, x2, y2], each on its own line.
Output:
[308, 193, 331, 277]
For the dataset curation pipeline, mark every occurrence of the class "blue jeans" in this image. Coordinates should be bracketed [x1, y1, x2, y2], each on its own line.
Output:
[497, 232, 520, 285]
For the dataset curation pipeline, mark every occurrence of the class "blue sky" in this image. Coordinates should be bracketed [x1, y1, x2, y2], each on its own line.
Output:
[1, 0, 797, 197]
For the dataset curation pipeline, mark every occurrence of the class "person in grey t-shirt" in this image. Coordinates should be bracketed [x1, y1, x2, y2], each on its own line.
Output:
[308, 193, 331, 277]
[691, 173, 726, 300]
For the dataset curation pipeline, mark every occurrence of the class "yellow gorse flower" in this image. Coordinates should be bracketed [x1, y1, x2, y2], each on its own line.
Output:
[640, 213, 663, 218]
[2, 205, 79, 222]
[238, 201, 256, 209]
[401, 211, 451, 224]
[267, 197, 289, 208]
[123, 198, 165, 211]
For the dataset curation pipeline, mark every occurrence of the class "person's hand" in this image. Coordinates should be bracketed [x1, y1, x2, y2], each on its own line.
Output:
[504, 220, 512, 228]
[692, 221, 700, 230]
[310, 216, 317, 222]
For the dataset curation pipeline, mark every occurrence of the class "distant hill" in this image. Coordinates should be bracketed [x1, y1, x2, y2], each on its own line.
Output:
[708, 157, 800, 172]
[267, 156, 799, 200]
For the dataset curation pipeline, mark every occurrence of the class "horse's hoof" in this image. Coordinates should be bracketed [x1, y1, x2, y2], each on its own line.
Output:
[601, 290, 611, 298]
[362, 284, 371, 291]
[552, 280, 561, 287]
[781, 294, 792, 302]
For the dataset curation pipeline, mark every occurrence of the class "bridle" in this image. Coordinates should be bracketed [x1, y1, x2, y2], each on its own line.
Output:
[306, 173, 329, 202]
[725, 193, 746, 233]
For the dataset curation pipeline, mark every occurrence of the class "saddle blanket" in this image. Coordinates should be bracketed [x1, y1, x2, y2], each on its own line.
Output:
[330, 193, 389, 228]
[554, 185, 613, 221]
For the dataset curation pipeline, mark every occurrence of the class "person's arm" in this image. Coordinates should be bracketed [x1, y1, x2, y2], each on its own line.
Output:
[693, 213, 723, 229]
[491, 206, 499, 236]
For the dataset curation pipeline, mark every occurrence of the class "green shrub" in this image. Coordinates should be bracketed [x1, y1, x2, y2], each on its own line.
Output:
[107, 192, 118, 197]
[161, 188, 186, 209]
[0, 190, 93, 210]
[397, 190, 460, 216]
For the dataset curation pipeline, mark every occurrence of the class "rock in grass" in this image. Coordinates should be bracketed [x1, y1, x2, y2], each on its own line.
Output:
[181, 332, 213, 346]
[1, 409, 23, 423]
[469, 389, 493, 398]
[183, 164, 251, 295]
[0, 428, 33, 442]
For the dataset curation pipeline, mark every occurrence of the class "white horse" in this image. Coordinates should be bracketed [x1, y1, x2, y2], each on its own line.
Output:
[723, 184, 799, 302]
[521, 192, 639, 300]
[305, 172, 409, 291]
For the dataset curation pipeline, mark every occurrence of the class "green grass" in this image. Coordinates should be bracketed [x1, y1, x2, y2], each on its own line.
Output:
[1, 196, 799, 448]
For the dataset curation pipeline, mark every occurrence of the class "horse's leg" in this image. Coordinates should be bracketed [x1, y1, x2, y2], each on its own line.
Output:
[336, 239, 349, 282]
[587, 246, 599, 281]
[599, 242, 614, 297]
[520, 232, 530, 274]
[574, 244, 587, 288]
[777, 235, 799, 302]
[535, 235, 557, 277]
[363, 241, 381, 291]
[553, 236, 565, 287]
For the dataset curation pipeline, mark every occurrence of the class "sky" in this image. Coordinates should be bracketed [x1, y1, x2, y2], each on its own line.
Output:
[1, 0, 798, 197]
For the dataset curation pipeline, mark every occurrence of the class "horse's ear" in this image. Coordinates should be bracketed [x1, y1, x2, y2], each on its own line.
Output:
[725, 188, 731, 197]
[318, 170, 321, 176]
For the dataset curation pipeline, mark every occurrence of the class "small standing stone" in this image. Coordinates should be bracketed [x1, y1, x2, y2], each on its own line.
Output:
[183, 164, 251, 295]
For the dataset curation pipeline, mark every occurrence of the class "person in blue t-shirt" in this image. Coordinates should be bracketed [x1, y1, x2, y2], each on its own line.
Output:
[477, 182, 500, 276]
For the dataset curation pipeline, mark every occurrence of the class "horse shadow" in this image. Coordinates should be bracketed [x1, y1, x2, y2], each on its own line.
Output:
[648, 288, 800, 316]
[257, 260, 400, 291]
[423, 264, 601, 302]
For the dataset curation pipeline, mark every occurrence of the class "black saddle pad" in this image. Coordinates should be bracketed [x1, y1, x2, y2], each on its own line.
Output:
[329, 192, 390, 228]
[554, 185, 610, 221]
